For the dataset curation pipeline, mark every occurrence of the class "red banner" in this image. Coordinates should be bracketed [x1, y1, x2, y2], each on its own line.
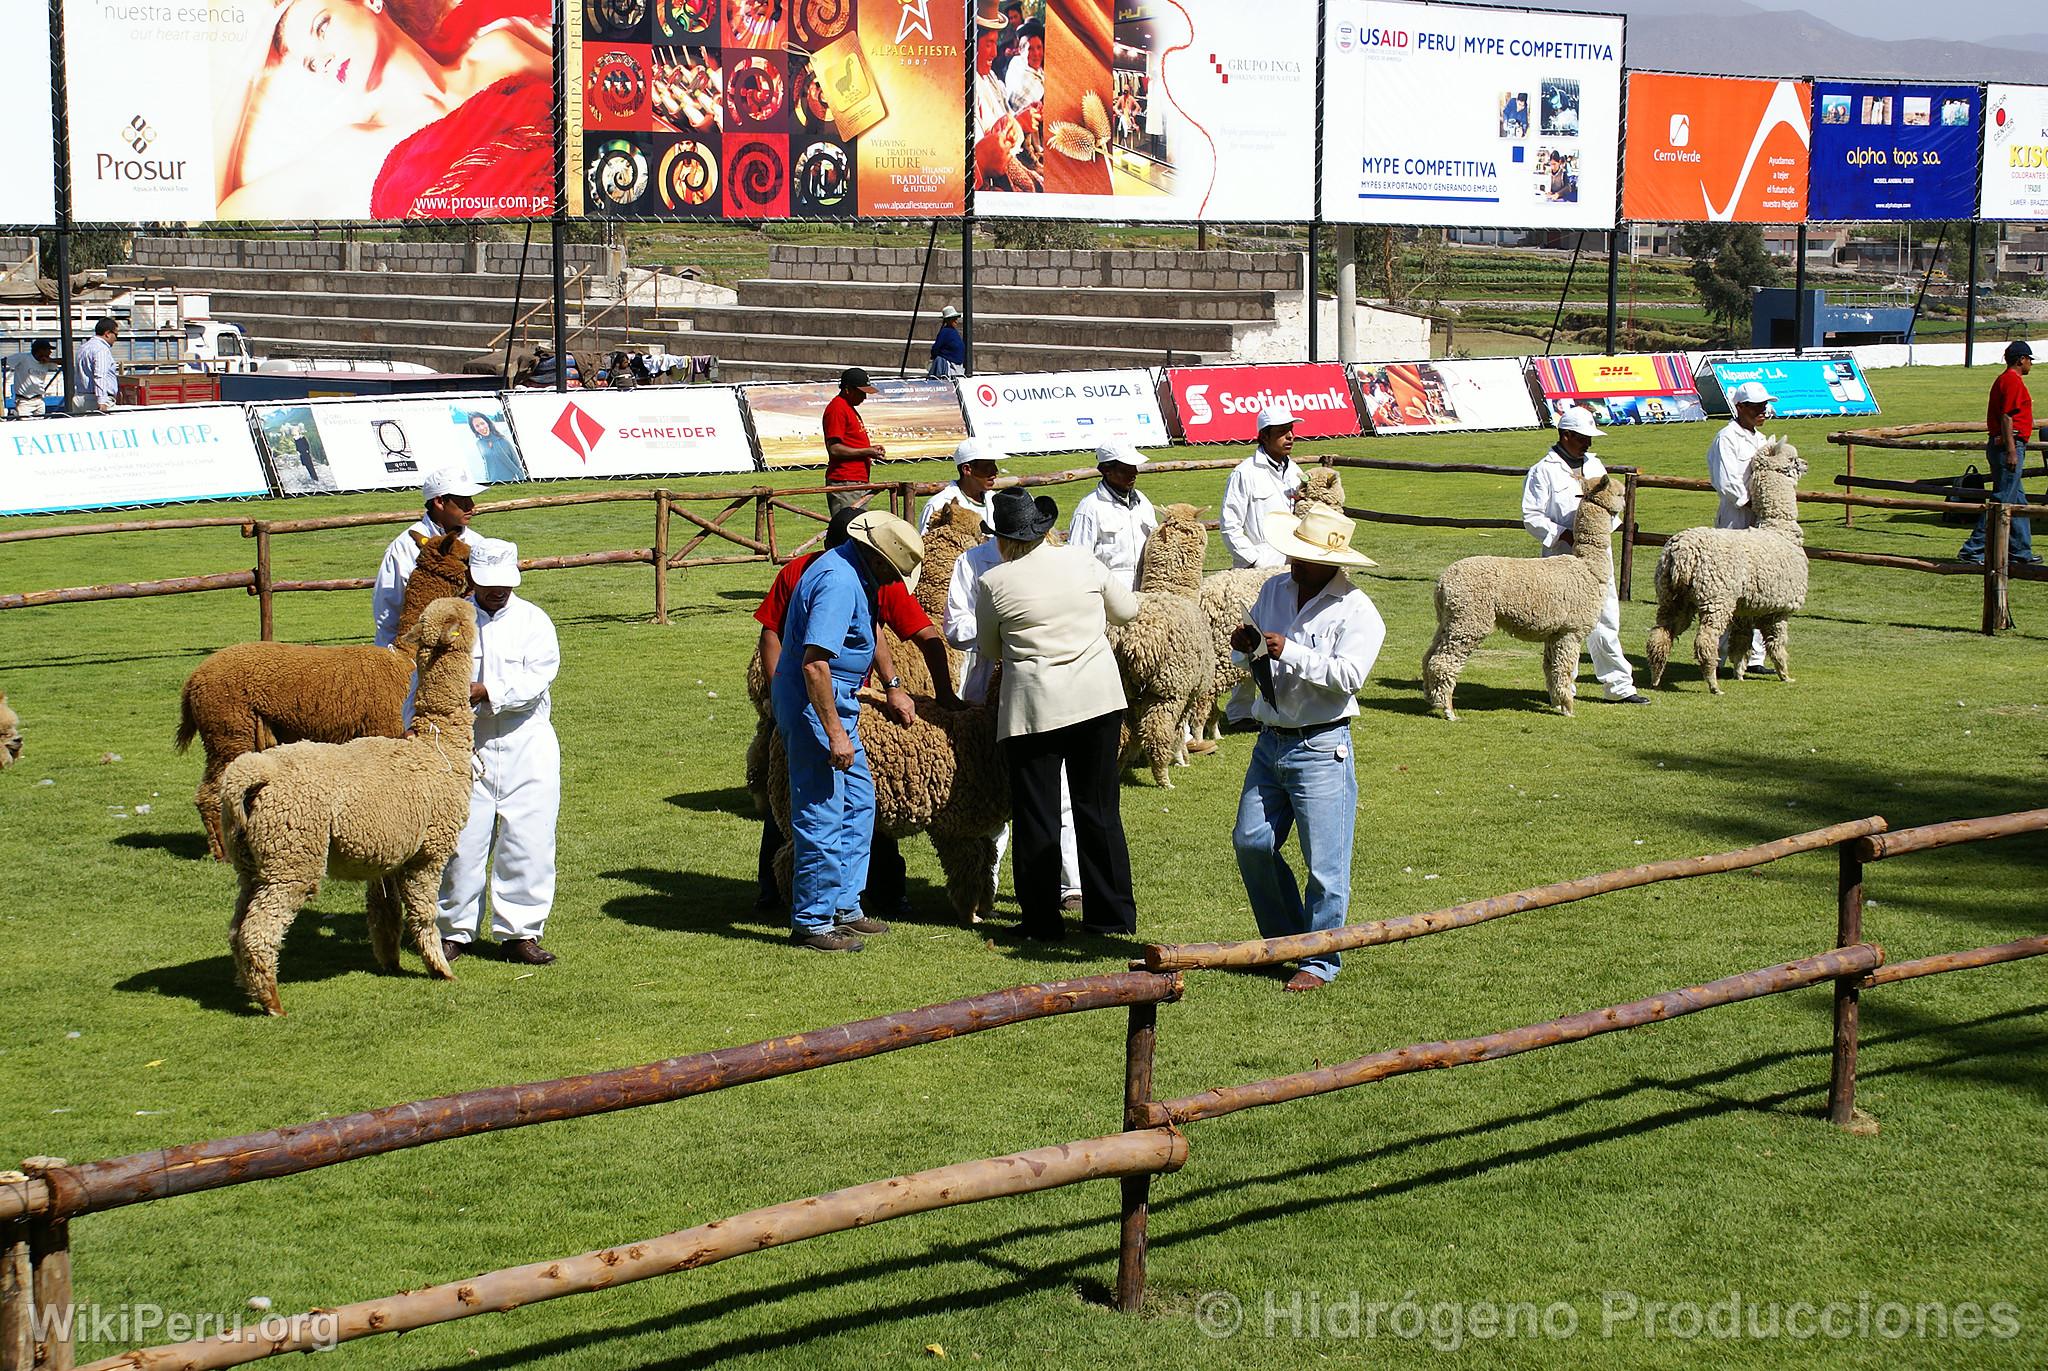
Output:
[1164, 364, 1362, 444]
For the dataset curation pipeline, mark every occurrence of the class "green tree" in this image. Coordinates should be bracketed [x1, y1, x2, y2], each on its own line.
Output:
[1675, 223, 1780, 344]
[35, 230, 131, 273]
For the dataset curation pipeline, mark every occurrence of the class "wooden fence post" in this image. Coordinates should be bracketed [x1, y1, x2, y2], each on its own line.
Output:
[897, 481, 916, 521]
[1, 1215, 29, 1371]
[1842, 443, 1854, 528]
[764, 493, 779, 563]
[21, 1160, 68, 1371]
[1828, 848, 1872, 1133]
[1982, 503, 2011, 634]
[1115, 1001, 1159, 1314]
[253, 523, 274, 642]
[1618, 471, 1639, 602]
[652, 491, 671, 627]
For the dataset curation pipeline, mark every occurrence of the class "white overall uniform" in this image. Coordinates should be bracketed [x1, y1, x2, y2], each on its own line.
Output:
[920, 483, 997, 535]
[1706, 421, 1770, 665]
[372, 515, 471, 648]
[1066, 482, 1159, 591]
[1521, 448, 1638, 700]
[1220, 451, 1305, 569]
[436, 593, 561, 945]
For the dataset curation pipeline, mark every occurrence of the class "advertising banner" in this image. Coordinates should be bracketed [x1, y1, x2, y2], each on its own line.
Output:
[570, 0, 965, 220]
[1164, 364, 1362, 444]
[1702, 356, 1878, 419]
[959, 369, 1166, 454]
[974, 0, 1317, 223]
[506, 387, 755, 478]
[1810, 82, 1977, 221]
[1320, 0, 1622, 229]
[1981, 84, 2048, 220]
[2, 11, 57, 225]
[744, 379, 968, 469]
[1530, 354, 1706, 425]
[1622, 73, 1811, 223]
[0, 406, 269, 515]
[254, 395, 524, 496]
[62, 0, 555, 222]
[1356, 359, 1542, 434]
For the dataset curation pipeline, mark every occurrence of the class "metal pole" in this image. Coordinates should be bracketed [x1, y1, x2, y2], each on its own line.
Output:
[503, 221, 533, 384]
[1335, 225, 1357, 363]
[1966, 222, 1979, 368]
[548, 0, 569, 393]
[550, 219, 569, 394]
[1793, 225, 1808, 355]
[1544, 233, 1584, 356]
[1306, 222, 1321, 361]
[1604, 227, 1620, 355]
[898, 217, 942, 379]
[960, 217, 975, 375]
[49, 0, 75, 408]
[1827, 845, 1867, 1130]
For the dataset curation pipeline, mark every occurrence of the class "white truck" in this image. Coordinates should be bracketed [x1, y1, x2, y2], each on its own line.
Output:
[0, 289, 255, 372]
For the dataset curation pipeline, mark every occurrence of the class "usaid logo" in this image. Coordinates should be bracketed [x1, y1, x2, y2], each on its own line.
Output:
[1337, 22, 1355, 51]
[96, 114, 187, 184]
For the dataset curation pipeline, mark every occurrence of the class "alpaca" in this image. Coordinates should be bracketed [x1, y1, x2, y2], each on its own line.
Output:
[219, 599, 479, 1017]
[1112, 505, 1215, 786]
[177, 532, 472, 861]
[1423, 473, 1626, 720]
[1647, 438, 1809, 694]
[0, 694, 19, 770]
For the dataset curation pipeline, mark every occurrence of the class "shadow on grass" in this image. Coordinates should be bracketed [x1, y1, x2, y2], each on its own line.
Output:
[601, 867, 786, 948]
[665, 787, 757, 817]
[1361, 676, 1552, 717]
[113, 915, 385, 1016]
[113, 829, 213, 862]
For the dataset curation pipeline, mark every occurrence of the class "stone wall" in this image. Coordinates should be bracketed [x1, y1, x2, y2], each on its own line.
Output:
[769, 245, 1304, 292]
[131, 237, 620, 277]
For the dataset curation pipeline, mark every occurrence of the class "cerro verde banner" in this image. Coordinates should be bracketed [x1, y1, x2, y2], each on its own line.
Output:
[1809, 82, 1977, 222]
[2, 8, 57, 225]
[743, 378, 968, 469]
[1622, 73, 1811, 223]
[1531, 354, 1706, 426]
[1701, 356, 1878, 419]
[63, 0, 555, 222]
[1320, 0, 1622, 229]
[959, 369, 1166, 454]
[1981, 84, 2048, 221]
[253, 395, 523, 496]
[1164, 364, 1362, 444]
[506, 388, 755, 478]
[1356, 358, 1542, 434]
[0, 405, 269, 515]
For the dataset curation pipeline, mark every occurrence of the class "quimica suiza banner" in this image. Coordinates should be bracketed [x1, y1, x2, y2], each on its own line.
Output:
[0, 406, 269, 515]
[2, 8, 57, 225]
[1981, 84, 2048, 221]
[506, 387, 756, 478]
[1356, 359, 1542, 434]
[1622, 73, 1811, 222]
[253, 395, 524, 496]
[1320, 0, 1623, 229]
[959, 369, 1166, 455]
[1809, 81, 1978, 221]
[63, 0, 556, 221]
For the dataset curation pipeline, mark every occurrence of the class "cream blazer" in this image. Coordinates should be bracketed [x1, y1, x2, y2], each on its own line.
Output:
[975, 541, 1139, 740]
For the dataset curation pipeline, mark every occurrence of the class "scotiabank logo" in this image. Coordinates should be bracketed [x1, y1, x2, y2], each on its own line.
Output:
[1170, 365, 1362, 442]
[551, 402, 606, 461]
[1185, 385, 1213, 425]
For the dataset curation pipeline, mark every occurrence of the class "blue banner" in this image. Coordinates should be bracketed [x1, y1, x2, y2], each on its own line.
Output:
[1809, 82, 1979, 221]
[1707, 358, 1879, 420]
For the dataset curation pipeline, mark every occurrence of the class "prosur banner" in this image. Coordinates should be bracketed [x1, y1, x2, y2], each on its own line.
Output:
[506, 388, 755, 479]
[0, 406, 269, 515]
[1356, 359, 1542, 434]
[2, 8, 57, 225]
[1622, 73, 1811, 222]
[1164, 364, 1362, 444]
[960, 369, 1166, 454]
[1320, 0, 1623, 229]
[1809, 81, 1978, 222]
[1981, 84, 2048, 220]
[254, 395, 524, 496]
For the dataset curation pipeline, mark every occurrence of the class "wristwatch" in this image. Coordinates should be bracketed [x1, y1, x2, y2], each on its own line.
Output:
[883, 676, 903, 689]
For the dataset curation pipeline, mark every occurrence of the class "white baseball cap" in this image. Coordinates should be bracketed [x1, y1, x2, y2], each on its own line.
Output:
[1094, 440, 1149, 468]
[952, 436, 1004, 468]
[1729, 380, 1776, 406]
[1555, 406, 1605, 438]
[422, 467, 486, 502]
[1256, 405, 1296, 432]
[469, 536, 521, 587]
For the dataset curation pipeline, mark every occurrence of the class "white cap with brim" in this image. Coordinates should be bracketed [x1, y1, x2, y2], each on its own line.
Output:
[1094, 441, 1149, 468]
[1260, 507, 1376, 568]
[423, 467, 487, 502]
[1555, 406, 1604, 438]
[469, 537, 521, 587]
[952, 435, 1005, 468]
[1728, 380, 1776, 406]
[1256, 405, 1296, 432]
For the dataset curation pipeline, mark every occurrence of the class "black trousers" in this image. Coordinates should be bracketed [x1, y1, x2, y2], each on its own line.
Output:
[758, 815, 903, 915]
[1004, 709, 1136, 936]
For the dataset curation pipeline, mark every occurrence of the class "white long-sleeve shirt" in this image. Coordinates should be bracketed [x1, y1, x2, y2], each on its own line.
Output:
[1230, 570, 1384, 728]
[5, 353, 62, 415]
[920, 482, 996, 535]
[942, 538, 1003, 704]
[1220, 451, 1305, 569]
[1522, 448, 1610, 556]
[470, 593, 559, 753]
[74, 336, 119, 411]
[373, 516, 472, 647]
[1065, 482, 1158, 590]
[1707, 421, 1771, 529]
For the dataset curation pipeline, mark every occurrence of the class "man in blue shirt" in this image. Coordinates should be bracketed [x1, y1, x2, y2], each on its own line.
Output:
[771, 510, 926, 951]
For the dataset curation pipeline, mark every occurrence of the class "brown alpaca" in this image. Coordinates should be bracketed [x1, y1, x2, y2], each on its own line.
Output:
[176, 532, 472, 861]
[0, 693, 20, 770]
[220, 599, 479, 1017]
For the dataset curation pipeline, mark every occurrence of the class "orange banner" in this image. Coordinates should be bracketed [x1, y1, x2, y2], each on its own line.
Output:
[1623, 73, 1811, 223]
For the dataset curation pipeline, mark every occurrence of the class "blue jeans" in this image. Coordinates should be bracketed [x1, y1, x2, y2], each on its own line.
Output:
[1960, 441, 2036, 563]
[1233, 725, 1358, 983]
[774, 684, 874, 937]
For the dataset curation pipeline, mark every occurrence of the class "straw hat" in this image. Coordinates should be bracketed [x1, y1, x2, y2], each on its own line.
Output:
[845, 511, 924, 579]
[1259, 507, 1376, 568]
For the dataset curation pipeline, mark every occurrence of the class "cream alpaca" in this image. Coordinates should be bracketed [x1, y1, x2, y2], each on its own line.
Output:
[1113, 503, 1216, 786]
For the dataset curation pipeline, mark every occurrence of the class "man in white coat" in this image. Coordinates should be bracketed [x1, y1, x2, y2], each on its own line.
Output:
[373, 467, 485, 648]
[1522, 406, 1648, 706]
[921, 438, 1002, 533]
[1220, 406, 1306, 570]
[1066, 441, 1158, 590]
[1706, 379, 1774, 669]
[438, 537, 562, 965]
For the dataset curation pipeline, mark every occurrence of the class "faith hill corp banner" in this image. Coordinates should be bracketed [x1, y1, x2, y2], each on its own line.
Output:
[63, 0, 556, 221]
[1809, 82, 1978, 222]
[1980, 84, 2048, 221]
[1623, 73, 1811, 223]
[1, 7, 57, 224]
[506, 387, 755, 478]
[1320, 0, 1622, 229]
[959, 369, 1166, 455]
[1356, 359, 1542, 434]
[255, 394, 524, 496]
[974, 0, 1317, 223]
[1, 406, 269, 515]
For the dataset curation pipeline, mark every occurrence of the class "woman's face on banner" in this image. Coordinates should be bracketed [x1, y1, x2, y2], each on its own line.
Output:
[269, 0, 398, 113]
[469, 413, 492, 437]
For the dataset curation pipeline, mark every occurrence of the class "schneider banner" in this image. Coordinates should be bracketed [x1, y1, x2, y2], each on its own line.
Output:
[960, 369, 1166, 454]
[1357, 359, 1542, 434]
[1981, 85, 2048, 220]
[1320, 0, 1622, 229]
[1701, 357, 1877, 419]
[255, 395, 525, 497]
[0, 406, 269, 516]
[1164, 364, 1362, 444]
[63, 0, 555, 222]
[572, 0, 965, 219]
[1810, 82, 1978, 221]
[975, 1, 1317, 223]
[744, 379, 968, 469]
[2, 9, 57, 225]
[1531, 354, 1706, 426]
[506, 388, 755, 478]
[1623, 73, 1811, 222]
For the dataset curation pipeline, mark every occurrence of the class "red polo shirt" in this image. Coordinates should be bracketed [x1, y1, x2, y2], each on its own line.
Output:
[1988, 367, 2033, 446]
[755, 551, 929, 639]
[823, 394, 872, 484]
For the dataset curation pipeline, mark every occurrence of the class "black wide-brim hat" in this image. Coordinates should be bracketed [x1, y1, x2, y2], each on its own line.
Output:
[992, 488, 1058, 541]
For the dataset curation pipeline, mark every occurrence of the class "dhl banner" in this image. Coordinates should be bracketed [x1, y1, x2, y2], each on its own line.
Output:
[1530, 354, 1707, 426]
[1622, 73, 1810, 223]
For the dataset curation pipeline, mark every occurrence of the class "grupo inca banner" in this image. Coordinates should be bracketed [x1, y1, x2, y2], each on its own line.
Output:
[959, 369, 1166, 454]
[506, 387, 755, 478]
[974, 0, 1317, 223]
[743, 378, 968, 469]
[1356, 359, 1542, 434]
[1164, 363, 1362, 444]
[1320, 0, 1622, 229]
[1, 7, 57, 225]
[1622, 73, 1811, 223]
[0, 406, 269, 515]
[63, 0, 556, 222]
[1981, 85, 2048, 221]
[1810, 82, 1978, 222]
[254, 394, 524, 496]
[1530, 354, 1706, 426]
[570, 0, 966, 219]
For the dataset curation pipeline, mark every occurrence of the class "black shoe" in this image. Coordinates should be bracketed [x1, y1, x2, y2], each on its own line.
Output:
[793, 929, 864, 952]
[839, 916, 891, 935]
[1078, 920, 1132, 937]
[441, 938, 469, 962]
[1611, 693, 1652, 705]
[1017, 923, 1066, 943]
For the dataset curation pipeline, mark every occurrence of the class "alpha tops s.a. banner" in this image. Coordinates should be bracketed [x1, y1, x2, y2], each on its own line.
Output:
[1356, 359, 1542, 434]
[974, 0, 1316, 223]
[255, 394, 524, 496]
[1165, 364, 1362, 443]
[1810, 82, 1977, 222]
[1622, 73, 1811, 223]
[1981, 84, 2048, 221]
[960, 369, 1166, 454]
[744, 378, 968, 468]
[1320, 0, 1622, 229]
[0, 406, 269, 515]
[1531, 354, 1706, 425]
[2, 7, 57, 225]
[506, 387, 755, 478]
[64, 0, 556, 222]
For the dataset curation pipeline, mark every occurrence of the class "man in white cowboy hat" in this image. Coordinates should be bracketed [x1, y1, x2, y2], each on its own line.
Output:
[374, 466, 485, 648]
[1523, 406, 1648, 704]
[1228, 505, 1385, 992]
[1707, 380, 1777, 668]
[1221, 405, 1307, 571]
[922, 436, 1002, 533]
[929, 305, 967, 379]
[437, 537, 563, 966]
[1066, 440, 1159, 592]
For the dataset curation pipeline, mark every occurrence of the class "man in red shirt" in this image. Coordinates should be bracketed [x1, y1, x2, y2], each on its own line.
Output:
[1961, 341, 2037, 565]
[824, 368, 887, 516]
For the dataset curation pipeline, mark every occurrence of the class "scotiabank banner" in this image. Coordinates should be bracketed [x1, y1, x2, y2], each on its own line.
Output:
[960, 369, 1166, 455]
[1, 406, 269, 515]
[506, 388, 755, 479]
[1622, 73, 1811, 223]
[1164, 364, 1362, 444]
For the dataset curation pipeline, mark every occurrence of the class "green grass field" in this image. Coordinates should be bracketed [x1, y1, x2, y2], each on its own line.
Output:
[3, 366, 2044, 1369]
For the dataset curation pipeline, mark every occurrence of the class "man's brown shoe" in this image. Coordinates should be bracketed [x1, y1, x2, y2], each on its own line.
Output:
[793, 930, 864, 952]
[440, 939, 469, 962]
[501, 938, 557, 966]
[839, 917, 891, 935]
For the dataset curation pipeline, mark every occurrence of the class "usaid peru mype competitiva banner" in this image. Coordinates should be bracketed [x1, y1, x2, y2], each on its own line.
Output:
[1809, 82, 1978, 221]
[1623, 73, 1811, 222]
[1981, 85, 2048, 220]
[1, 6, 57, 225]
[960, 370, 1166, 455]
[1320, 0, 1622, 229]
